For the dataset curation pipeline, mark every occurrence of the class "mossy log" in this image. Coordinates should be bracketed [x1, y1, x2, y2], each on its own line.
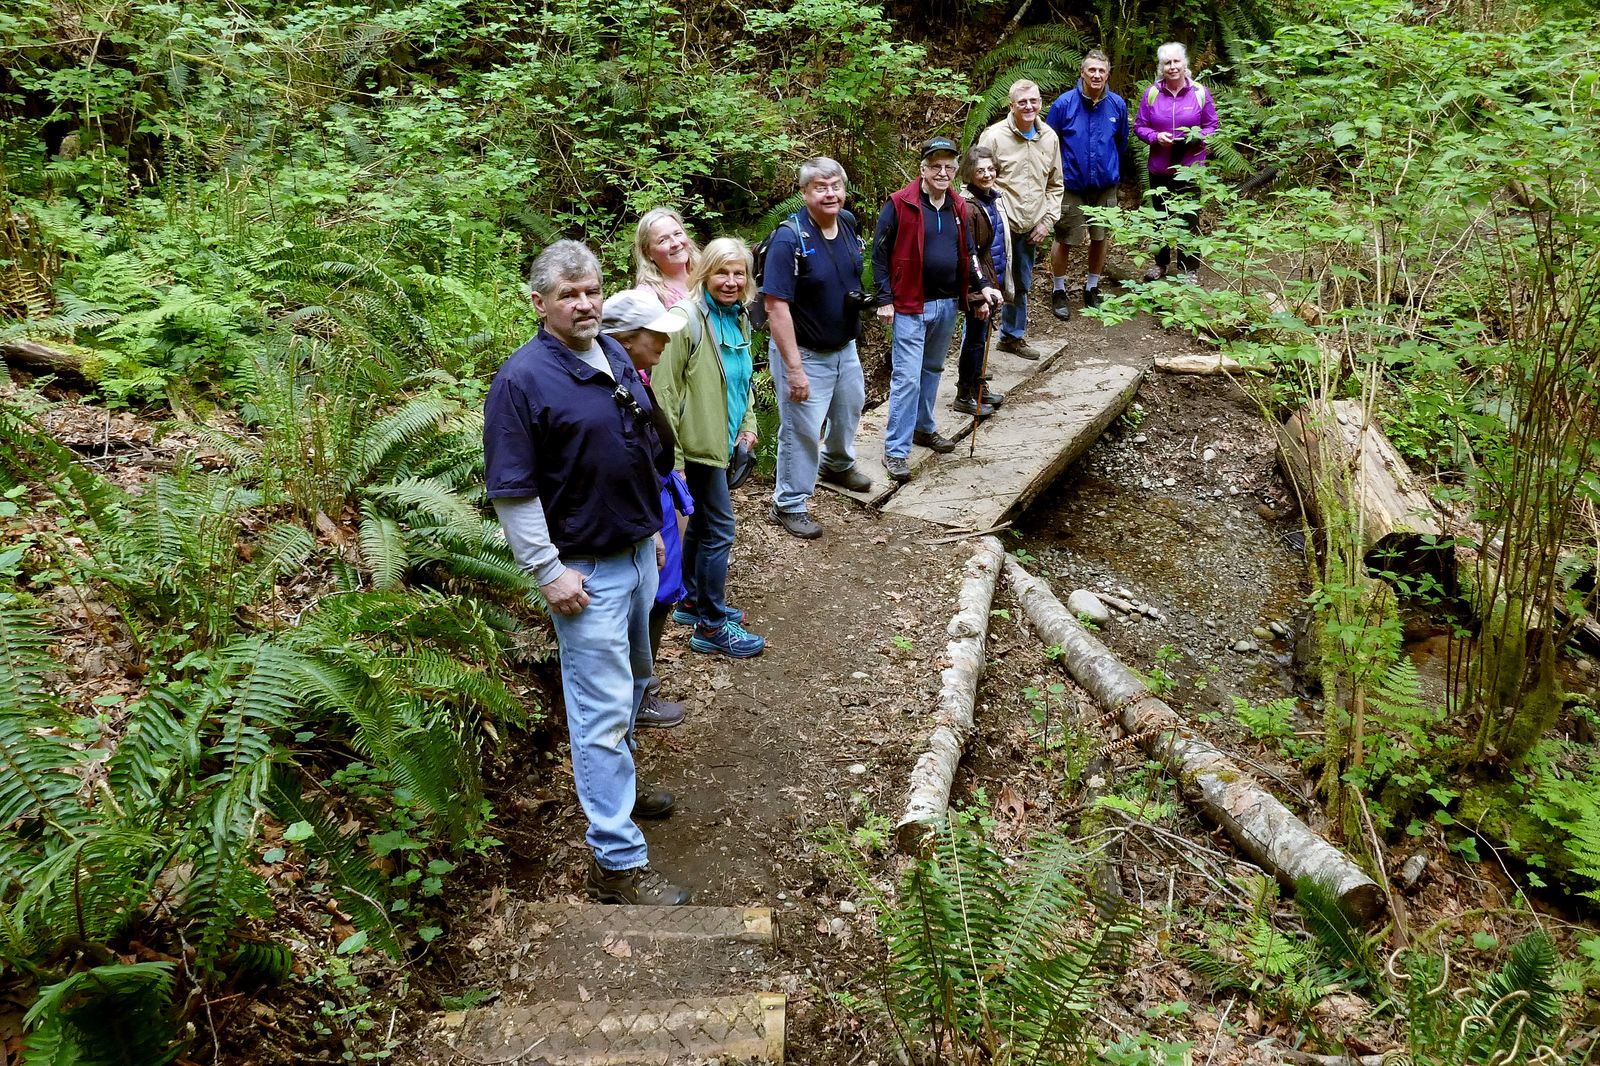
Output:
[1005, 555, 1386, 923]
[895, 536, 1006, 851]
[1277, 399, 1452, 589]
[1, 338, 94, 386]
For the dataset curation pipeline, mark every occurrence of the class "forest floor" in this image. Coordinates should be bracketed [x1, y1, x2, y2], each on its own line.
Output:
[8, 267, 1590, 1064]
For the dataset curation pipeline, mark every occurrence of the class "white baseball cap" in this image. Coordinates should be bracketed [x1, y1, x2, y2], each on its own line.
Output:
[601, 288, 689, 336]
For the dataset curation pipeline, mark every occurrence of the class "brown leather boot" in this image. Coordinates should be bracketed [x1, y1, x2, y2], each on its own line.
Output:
[585, 860, 692, 905]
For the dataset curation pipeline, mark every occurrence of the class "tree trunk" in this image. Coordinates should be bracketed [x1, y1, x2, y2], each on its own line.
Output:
[895, 536, 1006, 851]
[1, 338, 95, 387]
[1277, 399, 1452, 589]
[1005, 556, 1386, 923]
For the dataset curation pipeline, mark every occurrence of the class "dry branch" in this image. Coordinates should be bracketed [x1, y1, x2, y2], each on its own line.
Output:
[895, 536, 1006, 851]
[1004, 555, 1386, 922]
[1277, 400, 1452, 586]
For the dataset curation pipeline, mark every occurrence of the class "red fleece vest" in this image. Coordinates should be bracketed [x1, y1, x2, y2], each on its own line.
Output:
[887, 179, 972, 316]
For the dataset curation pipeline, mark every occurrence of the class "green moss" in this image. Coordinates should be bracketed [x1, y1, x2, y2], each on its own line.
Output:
[1458, 782, 1576, 880]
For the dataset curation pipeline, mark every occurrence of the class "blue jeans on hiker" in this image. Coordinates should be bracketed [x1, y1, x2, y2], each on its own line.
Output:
[547, 536, 657, 871]
[1002, 232, 1036, 340]
[682, 460, 737, 629]
[770, 339, 866, 514]
[885, 298, 958, 459]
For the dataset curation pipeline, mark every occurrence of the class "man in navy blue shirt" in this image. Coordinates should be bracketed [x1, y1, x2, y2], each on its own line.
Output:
[1045, 50, 1129, 318]
[484, 240, 690, 906]
[763, 156, 871, 540]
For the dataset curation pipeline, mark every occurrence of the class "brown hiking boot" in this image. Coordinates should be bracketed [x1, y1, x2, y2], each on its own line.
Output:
[997, 334, 1042, 359]
[586, 860, 693, 905]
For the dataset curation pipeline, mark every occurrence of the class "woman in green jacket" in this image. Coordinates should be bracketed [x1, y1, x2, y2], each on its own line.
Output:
[651, 237, 766, 659]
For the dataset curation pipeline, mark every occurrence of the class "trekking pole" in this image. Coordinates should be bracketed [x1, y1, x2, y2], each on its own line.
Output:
[969, 308, 997, 459]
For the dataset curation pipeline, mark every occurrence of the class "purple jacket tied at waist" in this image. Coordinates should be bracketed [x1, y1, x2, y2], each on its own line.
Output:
[1134, 78, 1219, 177]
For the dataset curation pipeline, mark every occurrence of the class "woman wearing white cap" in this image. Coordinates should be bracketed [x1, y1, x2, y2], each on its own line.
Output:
[600, 288, 694, 728]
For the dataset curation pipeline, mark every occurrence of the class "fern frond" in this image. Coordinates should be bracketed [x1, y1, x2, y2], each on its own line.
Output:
[1294, 875, 1380, 988]
[23, 961, 181, 1066]
[11, 826, 166, 953]
[0, 596, 60, 716]
[1176, 943, 1253, 992]
[210, 639, 308, 768]
[359, 509, 407, 589]
[751, 193, 807, 241]
[363, 476, 480, 534]
[105, 688, 205, 807]
[407, 532, 535, 597]
[0, 712, 91, 849]
[345, 395, 455, 489]
[182, 767, 274, 967]
[974, 25, 1090, 77]
[1470, 931, 1561, 1036]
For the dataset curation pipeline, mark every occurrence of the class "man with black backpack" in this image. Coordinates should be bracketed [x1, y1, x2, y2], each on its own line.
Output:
[762, 156, 872, 540]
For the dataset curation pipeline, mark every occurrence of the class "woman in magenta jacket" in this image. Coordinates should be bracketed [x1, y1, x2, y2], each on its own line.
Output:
[1134, 42, 1220, 284]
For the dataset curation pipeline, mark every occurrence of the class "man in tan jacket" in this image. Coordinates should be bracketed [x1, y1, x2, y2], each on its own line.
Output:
[976, 79, 1065, 360]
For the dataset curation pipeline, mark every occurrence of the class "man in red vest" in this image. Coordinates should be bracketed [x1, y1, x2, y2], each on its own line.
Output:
[870, 138, 1003, 483]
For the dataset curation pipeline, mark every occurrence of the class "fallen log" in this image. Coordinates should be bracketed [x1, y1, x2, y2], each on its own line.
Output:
[1004, 555, 1386, 922]
[1277, 399, 1453, 588]
[1272, 1049, 1387, 1066]
[1, 338, 95, 387]
[1155, 352, 1245, 375]
[895, 536, 1006, 851]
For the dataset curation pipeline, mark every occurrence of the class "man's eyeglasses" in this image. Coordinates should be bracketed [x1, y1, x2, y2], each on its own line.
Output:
[923, 163, 956, 174]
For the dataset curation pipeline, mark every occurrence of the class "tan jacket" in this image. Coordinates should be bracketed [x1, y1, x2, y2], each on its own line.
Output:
[976, 116, 1065, 234]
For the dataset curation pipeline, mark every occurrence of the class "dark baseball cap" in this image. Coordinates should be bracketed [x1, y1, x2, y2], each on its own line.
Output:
[919, 137, 959, 160]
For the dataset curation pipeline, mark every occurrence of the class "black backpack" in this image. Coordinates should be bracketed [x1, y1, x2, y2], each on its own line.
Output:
[748, 212, 806, 329]
[748, 209, 862, 329]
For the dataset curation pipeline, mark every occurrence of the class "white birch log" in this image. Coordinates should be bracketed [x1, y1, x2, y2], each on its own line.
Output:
[1004, 555, 1386, 922]
[895, 536, 1006, 852]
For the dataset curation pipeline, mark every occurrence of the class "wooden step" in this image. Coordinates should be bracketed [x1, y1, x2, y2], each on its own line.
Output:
[517, 903, 774, 944]
[437, 992, 786, 1065]
[456, 902, 778, 1006]
[883, 358, 1144, 529]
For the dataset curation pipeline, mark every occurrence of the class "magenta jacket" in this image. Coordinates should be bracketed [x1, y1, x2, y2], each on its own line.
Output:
[1134, 78, 1219, 177]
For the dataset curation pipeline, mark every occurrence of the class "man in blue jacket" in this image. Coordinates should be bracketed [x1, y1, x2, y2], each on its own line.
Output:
[1044, 50, 1128, 319]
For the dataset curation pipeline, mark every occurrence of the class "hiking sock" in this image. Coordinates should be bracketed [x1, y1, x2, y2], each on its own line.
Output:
[1085, 273, 1101, 291]
[1051, 276, 1067, 292]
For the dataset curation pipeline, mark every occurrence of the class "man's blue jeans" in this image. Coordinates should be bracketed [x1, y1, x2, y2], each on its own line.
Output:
[770, 339, 865, 514]
[885, 298, 958, 459]
[682, 461, 737, 628]
[1002, 232, 1036, 339]
[548, 537, 657, 871]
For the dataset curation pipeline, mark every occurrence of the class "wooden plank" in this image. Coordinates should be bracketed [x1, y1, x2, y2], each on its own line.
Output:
[825, 336, 1072, 506]
[883, 360, 1143, 529]
[440, 993, 786, 1065]
[517, 903, 774, 943]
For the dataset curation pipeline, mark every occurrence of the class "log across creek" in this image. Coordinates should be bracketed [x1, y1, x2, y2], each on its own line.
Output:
[1004, 556, 1386, 922]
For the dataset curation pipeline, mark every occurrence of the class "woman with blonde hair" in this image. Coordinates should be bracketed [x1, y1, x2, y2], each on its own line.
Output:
[634, 206, 700, 308]
[650, 237, 765, 659]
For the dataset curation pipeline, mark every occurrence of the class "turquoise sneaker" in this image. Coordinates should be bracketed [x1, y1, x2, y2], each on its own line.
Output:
[689, 620, 766, 658]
